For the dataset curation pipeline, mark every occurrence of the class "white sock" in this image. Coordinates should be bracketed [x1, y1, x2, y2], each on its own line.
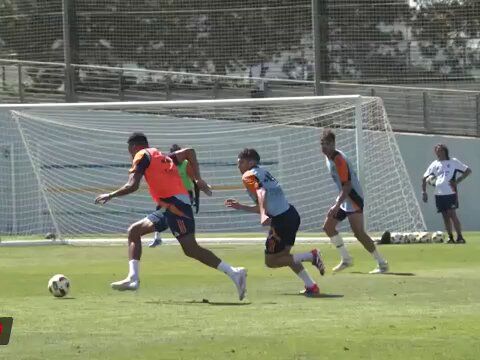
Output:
[154, 232, 161, 240]
[217, 261, 236, 278]
[371, 249, 386, 264]
[128, 259, 139, 281]
[297, 269, 316, 288]
[330, 234, 351, 260]
[293, 252, 314, 263]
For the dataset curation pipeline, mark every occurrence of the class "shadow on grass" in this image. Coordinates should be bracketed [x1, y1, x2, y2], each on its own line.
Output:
[281, 293, 344, 299]
[145, 299, 252, 306]
[350, 271, 415, 276]
[54, 297, 76, 300]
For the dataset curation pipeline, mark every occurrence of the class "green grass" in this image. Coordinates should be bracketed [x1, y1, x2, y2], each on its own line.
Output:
[1, 235, 480, 359]
[1, 231, 436, 241]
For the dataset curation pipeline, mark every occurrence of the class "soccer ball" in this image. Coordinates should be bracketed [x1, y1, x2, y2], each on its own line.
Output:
[431, 231, 444, 243]
[391, 232, 404, 244]
[416, 232, 431, 243]
[48, 274, 70, 297]
[405, 233, 416, 243]
[426, 175, 437, 186]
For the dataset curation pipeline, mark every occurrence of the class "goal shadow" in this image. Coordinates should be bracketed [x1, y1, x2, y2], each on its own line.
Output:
[350, 271, 415, 276]
[145, 299, 251, 306]
[280, 292, 344, 299]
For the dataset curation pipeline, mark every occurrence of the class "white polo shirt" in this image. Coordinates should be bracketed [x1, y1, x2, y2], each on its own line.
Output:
[423, 158, 469, 196]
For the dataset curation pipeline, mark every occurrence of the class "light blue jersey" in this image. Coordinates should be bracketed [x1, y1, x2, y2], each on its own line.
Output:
[326, 150, 364, 212]
[242, 166, 290, 217]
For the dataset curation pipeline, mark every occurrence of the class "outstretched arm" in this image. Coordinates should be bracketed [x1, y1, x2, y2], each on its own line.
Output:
[225, 199, 259, 213]
[95, 171, 143, 204]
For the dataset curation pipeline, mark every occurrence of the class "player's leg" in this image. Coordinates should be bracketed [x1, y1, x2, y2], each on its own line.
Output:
[323, 210, 353, 272]
[111, 217, 156, 291]
[179, 233, 247, 300]
[347, 212, 388, 274]
[264, 245, 320, 296]
[441, 211, 455, 243]
[264, 234, 325, 275]
[149, 231, 163, 248]
[149, 207, 167, 248]
[264, 206, 324, 296]
[179, 233, 222, 267]
[166, 201, 247, 300]
[447, 208, 465, 243]
[437, 195, 455, 242]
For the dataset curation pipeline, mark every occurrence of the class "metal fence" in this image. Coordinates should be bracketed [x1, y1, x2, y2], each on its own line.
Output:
[1, 59, 479, 137]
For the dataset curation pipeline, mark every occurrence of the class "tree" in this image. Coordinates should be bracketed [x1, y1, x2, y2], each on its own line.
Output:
[75, 0, 310, 76]
[326, 0, 412, 82]
[411, 0, 480, 79]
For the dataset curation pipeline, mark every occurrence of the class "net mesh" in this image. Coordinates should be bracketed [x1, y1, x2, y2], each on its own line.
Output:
[0, 96, 425, 237]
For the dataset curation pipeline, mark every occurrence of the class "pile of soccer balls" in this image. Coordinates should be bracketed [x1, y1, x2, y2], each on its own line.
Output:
[48, 274, 71, 298]
[388, 231, 445, 244]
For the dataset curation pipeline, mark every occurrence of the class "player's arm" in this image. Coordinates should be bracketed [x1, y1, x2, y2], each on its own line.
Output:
[225, 171, 262, 214]
[95, 150, 148, 205]
[95, 171, 143, 204]
[328, 154, 352, 217]
[421, 177, 428, 202]
[451, 159, 471, 185]
[256, 187, 271, 226]
[335, 182, 352, 207]
[421, 162, 435, 202]
[224, 199, 259, 213]
[171, 148, 212, 196]
[456, 167, 472, 183]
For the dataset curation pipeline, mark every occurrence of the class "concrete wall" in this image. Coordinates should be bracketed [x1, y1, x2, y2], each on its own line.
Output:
[396, 133, 479, 231]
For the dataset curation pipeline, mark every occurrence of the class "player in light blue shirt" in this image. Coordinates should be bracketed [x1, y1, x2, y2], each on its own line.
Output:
[225, 148, 325, 296]
[321, 129, 388, 274]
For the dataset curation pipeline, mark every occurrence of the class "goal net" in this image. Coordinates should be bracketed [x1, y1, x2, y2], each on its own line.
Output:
[0, 96, 425, 239]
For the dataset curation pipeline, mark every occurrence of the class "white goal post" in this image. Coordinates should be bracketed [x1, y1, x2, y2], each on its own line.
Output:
[0, 96, 426, 242]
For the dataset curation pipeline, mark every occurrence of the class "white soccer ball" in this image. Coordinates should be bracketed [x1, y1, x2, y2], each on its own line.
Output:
[391, 232, 404, 244]
[48, 274, 70, 298]
[426, 175, 437, 186]
[405, 233, 416, 243]
[431, 231, 444, 243]
[416, 232, 431, 243]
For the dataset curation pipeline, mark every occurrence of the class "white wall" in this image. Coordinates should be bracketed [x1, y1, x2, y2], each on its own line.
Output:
[396, 133, 479, 231]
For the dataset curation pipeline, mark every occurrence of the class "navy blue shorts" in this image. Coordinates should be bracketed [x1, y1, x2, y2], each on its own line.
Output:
[147, 196, 195, 239]
[435, 194, 458, 213]
[333, 207, 363, 222]
[265, 205, 301, 255]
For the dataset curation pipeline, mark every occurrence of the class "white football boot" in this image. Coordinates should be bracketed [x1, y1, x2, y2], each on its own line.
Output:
[111, 277, 140, 291]
[231, 267, 247, 301]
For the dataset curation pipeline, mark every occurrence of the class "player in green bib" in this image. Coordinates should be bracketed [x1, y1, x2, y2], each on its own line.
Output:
[149, 144, 197, 247]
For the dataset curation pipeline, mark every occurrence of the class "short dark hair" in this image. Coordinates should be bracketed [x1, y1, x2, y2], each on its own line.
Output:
[321, 129, 335, 143]
[238, 148, 260, 163]
[170, 144, 181, 152]
[127, 132, 149, 147]
[435, 143, 450, 160]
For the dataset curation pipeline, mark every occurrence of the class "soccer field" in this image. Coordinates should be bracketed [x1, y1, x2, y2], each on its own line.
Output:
[1, 236, 480, 360]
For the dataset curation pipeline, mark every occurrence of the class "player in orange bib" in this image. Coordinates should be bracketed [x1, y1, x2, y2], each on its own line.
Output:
[95, 133, 247, 300]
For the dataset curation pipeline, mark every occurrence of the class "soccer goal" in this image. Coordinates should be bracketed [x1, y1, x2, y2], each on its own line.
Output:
[0, 96, 425, 242]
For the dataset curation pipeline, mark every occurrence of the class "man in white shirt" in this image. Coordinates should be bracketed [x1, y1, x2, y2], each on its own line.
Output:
[422, 144, 472, 243]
